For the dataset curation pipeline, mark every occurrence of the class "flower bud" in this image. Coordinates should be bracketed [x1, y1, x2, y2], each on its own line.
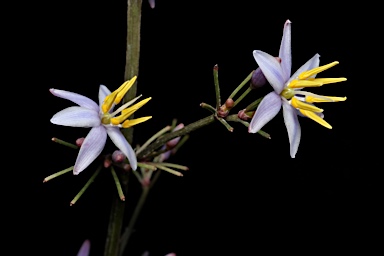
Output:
[238, 109, 254, 120]
[112, 150, 126, 163]
[76, 137, 85, 147]
[250, 67, 267, 89]
[166, 123, 184, 148]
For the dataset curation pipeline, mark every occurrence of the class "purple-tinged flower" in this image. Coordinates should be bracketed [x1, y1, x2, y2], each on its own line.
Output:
[50, 76, 152, 174]
[249, 20, 347, 158]
[77, 239, 90, 256]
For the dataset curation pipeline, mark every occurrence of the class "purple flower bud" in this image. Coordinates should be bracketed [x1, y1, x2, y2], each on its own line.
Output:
[76, 137, 85, 147]
[250, 67, 267, 89]
[166, 123, 184, 148]
[112, 150, 126, 163]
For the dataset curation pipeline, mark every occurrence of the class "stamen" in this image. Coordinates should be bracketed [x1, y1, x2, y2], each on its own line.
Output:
[102, 91, 118, 113]
[114, 76, 137, 104]
[110, 97, 152, 125]
[110, 94, 142, 117]
[291, 97, 323, 113]
[299, 109, 332, 129]
[287, 79, 323, 88]
[299, 61, 339, 80]
[306, 95, 347, 103]
[122, 116, 152, 128]
[308, 78, 347, 84]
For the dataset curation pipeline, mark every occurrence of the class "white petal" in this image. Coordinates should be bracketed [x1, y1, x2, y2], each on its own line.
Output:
[98, 84, 111, 106]
[282, 99, 301, 158]
[106, 126, 137, 171]
[289, 53, 320, 83]
[50, 106, 100, 127]
[73, 126, 107, 175]
[49, 89, 99, 111]
[249, 92, 282, 133]
[279, 19, 292, 82]
[77, 240, 91, 256]
[253, 50, 285, 94]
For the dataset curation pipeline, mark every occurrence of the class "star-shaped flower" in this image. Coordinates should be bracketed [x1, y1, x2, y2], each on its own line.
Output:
[50, 76, 152, 174]
[249, 20, 347, 158]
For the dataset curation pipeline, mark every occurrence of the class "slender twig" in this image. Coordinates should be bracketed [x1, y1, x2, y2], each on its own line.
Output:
[228, 70, 254, 99]
[137, 115, 215, 159]
[70, 165, 102, 206]
[213, 64, 221, 109]
[51, 137, 78, 149]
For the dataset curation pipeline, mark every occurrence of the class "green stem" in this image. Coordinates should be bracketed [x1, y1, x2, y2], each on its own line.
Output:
[228, 70, 254, 99]
[136, 126, 171, 155]
[233, 87, 252, 108]
[119, 186, 150, 256]
[51, 138, 78, 149]
[136, 115, 215, 159]
[104, 1, 142, 256]
[213, 64, 221, 109]
[70, 165, 102, 206]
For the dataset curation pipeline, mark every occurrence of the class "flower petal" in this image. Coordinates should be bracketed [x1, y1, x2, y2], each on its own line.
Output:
[279, 19, 292, 82]
[105, 126, 137, 171]
[289, 53, 320, 83]
[74, 126, 107, 175]
[253, 50, 285, 94]
[50, 106, 100, 127]
[77, 239, 91, 256]
[49, 89, 99, 111]
[282, 99, 301, 158]
[98, 84, 111, 107]
[249, 92, 282, 133]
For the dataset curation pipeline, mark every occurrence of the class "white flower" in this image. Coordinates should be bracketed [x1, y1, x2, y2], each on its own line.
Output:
[50, 76, 152, 174]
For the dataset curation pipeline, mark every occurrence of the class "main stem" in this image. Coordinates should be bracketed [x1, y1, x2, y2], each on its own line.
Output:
[104, 1, 142, 256]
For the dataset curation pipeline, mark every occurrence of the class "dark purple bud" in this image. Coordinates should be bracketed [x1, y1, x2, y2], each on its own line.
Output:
[250, 68, 267, 89]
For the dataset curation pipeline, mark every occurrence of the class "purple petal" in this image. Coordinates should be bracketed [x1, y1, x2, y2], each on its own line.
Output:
[49, 89, 99, 111]
[249, 92, 282, 133]
[289, 53, 320, 83]
[253, 50, 285, 94]
[77, 239, 90, 256]
[105, 126, 137, 171]
[98, 84, 111, 106]
[282, 99, 301, 158]
[278, 20, 292, 82]
[50, 106, 100, 127]
[74, 126, 107, 175]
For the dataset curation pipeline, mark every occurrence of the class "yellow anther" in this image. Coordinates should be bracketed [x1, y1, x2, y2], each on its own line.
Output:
[291, 97, 323, 113]
[299, 61, 339, 80]
[287, 79, 323, 88]
[102, 91, 119, 114]
[299, 109, 332, 129]
[308, 77, 347, 85]
[122, 97, 151, 115]
[306, 95, 347, 103]
[122, 116, 152, 129]
[110, 97, 152, 125]
[114, 76, 137, 104]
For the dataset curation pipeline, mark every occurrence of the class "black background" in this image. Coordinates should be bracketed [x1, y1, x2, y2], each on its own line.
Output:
[38, 1, 360, 255]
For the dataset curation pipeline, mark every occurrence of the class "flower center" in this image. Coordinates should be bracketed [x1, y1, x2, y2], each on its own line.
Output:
[280, 87, 295, 99]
